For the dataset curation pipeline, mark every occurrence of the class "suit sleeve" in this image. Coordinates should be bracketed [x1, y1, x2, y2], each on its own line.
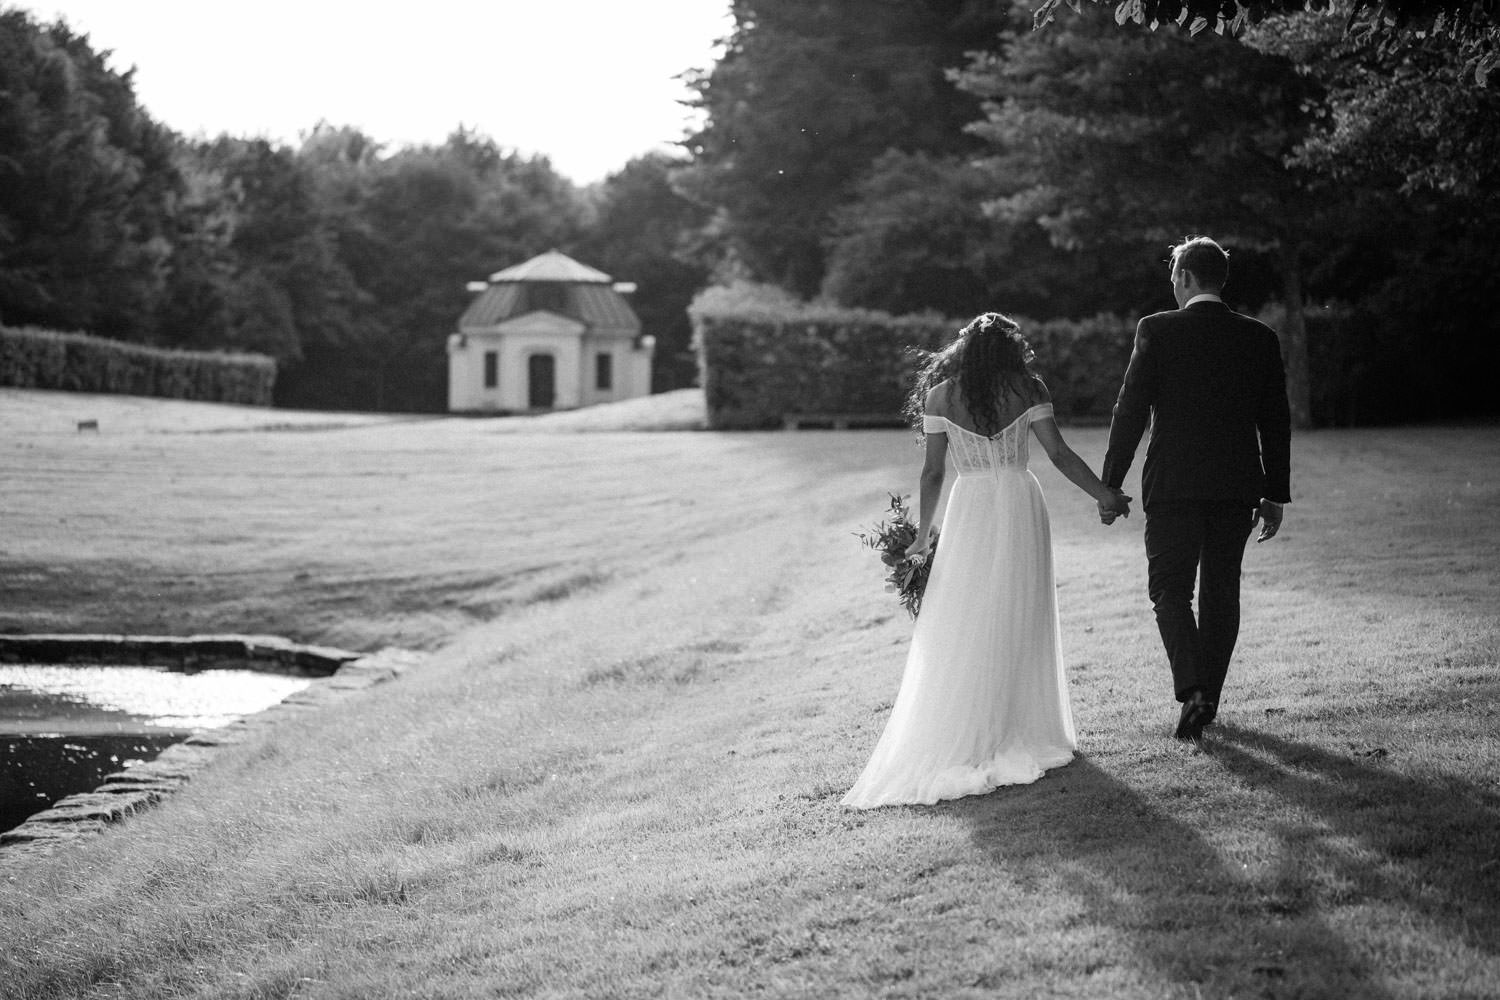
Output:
[1102, 319, 1154, 490]
[1257, 328, 1292, 503]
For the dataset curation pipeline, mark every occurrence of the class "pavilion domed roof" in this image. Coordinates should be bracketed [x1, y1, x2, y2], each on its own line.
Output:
[487, 250, 612, 284]
[460, 250, 638, 333]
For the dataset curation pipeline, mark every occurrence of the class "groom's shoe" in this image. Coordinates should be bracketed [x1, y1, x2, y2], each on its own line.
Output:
[1175, 689, 1212, 741]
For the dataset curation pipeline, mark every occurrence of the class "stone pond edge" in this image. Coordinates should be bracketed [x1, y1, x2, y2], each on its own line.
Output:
[0, 634, 423, 864]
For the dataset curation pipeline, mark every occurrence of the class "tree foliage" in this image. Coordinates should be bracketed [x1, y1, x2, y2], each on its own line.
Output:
[680, 0, 1012, 297]
[1246, 5, 1500, 198]
[327, 132, 586, 410]
[820, 152, 1005, 317]
[957, 7, 1332, 424]
[961, 10, 1324, 252]
[1034, 0, 1500, 83]
[574, 153, 712, 392]
[0, 11, 177, 339]
[818, 150, 1165, 320]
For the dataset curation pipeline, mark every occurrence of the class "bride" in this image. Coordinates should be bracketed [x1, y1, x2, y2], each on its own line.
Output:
[843, 312, 1130, 809]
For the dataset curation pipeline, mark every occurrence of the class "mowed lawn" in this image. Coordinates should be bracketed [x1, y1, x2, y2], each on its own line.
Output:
[1, 388, 1497, 999]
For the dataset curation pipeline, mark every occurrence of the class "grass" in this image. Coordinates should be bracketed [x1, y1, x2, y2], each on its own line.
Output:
[1, 388, 1498, 998]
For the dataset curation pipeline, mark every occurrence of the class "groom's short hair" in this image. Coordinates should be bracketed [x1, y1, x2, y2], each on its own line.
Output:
[1170, 236, 1229, 289]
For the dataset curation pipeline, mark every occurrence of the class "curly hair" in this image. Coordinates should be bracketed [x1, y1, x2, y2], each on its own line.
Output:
[902, 312, 1042, 438]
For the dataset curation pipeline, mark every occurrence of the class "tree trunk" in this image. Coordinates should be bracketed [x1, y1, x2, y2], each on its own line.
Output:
[1277, 243, 1313, 430]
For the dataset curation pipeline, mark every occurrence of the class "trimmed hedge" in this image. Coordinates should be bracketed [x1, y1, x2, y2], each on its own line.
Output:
[690, 284, 1135, 430]
[0, 326, 276, 406]
[1023, 313, 1136, 422]
[690, 285, 950, 430]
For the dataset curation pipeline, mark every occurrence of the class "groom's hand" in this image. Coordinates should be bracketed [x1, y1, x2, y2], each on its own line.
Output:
[1253, 499, 1284, 542]
[1098, 488, 1131, 525]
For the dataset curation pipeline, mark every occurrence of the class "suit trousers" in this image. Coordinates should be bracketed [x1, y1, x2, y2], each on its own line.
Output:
[1143, 501, 1256, 703]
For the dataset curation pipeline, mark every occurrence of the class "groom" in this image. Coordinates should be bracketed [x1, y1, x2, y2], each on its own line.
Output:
[1101, 236, 1292, 740]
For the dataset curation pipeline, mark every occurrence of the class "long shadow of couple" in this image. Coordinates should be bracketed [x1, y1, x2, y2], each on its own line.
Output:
[946, 724, 1500, 998]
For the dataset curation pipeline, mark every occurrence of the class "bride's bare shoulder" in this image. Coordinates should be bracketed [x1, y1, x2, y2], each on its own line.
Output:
[924, 379, 956, 414]
[1021, 374, 1051, 405]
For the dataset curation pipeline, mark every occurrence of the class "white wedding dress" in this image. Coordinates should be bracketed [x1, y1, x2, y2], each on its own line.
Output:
[842, 402, 1077, 809]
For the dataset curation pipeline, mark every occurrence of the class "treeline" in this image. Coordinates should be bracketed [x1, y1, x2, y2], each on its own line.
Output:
[0, 10, 709, 411]
[5, 4, 1497, 424]
[677, 0, 1500, 427]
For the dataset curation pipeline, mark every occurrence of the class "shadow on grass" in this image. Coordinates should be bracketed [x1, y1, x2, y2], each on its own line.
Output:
[1211, 723, 1500, 960]
[952, 754, 1401, 999]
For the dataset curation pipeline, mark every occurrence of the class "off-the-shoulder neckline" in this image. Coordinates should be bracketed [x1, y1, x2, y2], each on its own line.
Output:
[926, 403, 1052, 439]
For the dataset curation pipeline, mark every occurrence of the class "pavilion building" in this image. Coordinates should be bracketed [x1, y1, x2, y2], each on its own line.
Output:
[447, 250, 653, 413]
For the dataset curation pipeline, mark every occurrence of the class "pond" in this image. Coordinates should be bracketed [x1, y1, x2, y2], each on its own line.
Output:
[0, 664, 310, 833]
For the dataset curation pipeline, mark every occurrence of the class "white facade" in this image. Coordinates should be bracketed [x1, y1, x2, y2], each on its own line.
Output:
[446, 252, 653, 413]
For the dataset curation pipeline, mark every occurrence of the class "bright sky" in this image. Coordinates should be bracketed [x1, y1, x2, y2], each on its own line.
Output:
[17, 1, 732, 184]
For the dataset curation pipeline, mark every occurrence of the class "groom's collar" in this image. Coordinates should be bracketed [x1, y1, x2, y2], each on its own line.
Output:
[1184, 293, 1224, 308]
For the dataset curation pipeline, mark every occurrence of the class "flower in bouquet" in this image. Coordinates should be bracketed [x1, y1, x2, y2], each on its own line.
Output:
[854, 493, 939, 619]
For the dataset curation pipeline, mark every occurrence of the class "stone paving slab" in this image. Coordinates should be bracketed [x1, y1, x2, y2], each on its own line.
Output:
[0, 639, 421, 863]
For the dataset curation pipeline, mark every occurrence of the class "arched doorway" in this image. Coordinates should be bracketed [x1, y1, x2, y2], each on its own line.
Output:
[527, 353, 556, 409]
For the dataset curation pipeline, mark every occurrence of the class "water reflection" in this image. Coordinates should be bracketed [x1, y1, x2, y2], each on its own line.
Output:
[1, 664, 311, 833]
[0, 733, 183, 833]
[0, 663, 310, 729]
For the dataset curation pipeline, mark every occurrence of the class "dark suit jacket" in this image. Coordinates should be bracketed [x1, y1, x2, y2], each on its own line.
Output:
[1103, 300, 1291, 510]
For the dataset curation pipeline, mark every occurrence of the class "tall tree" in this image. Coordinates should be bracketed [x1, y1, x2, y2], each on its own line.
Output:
[820, 152, 1002, 317]
[1032, 0, 1499, 83]
[154, 140, 236, 351]
[336, 133, 587, 411]
[680, 0, 1012, 297]
[1245, 5, 1500, 200]
[957, 7, 1331, 424]
[0, 10, 178, 339]
[572, 153, 712, 392]
[188, 136, 365, 377]
[819, 149, 1170, 319]
[1034, 0, 1499, 202]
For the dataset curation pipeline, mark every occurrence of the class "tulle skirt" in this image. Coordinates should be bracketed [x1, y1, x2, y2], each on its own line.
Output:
[843, 469, 1076, 809]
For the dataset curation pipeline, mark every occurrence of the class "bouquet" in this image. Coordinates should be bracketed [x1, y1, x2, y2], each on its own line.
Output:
[855, 493, 938, 619]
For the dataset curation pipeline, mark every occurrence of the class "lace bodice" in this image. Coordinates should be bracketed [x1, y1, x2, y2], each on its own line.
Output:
[923, 403, 1053, 475]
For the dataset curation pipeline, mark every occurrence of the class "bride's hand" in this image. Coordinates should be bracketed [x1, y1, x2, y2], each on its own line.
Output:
[905, 534, 932, 562]
[1098, 488, 1131, 525]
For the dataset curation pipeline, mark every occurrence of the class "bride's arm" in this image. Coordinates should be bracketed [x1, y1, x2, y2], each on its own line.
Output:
[907, 387, 948, 557]
[1032, 416, 1129, 518]
[909, 430, 946, 557]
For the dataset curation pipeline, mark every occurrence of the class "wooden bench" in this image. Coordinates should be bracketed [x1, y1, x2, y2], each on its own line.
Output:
[781, 412, 907, 431]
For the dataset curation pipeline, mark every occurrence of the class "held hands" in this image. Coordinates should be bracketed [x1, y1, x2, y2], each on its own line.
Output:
[1253, 499, 1284, 543]
[1098, 488, 1132, 526]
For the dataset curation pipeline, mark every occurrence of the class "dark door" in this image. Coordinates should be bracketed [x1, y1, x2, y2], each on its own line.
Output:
[528, 353, 555, 409]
